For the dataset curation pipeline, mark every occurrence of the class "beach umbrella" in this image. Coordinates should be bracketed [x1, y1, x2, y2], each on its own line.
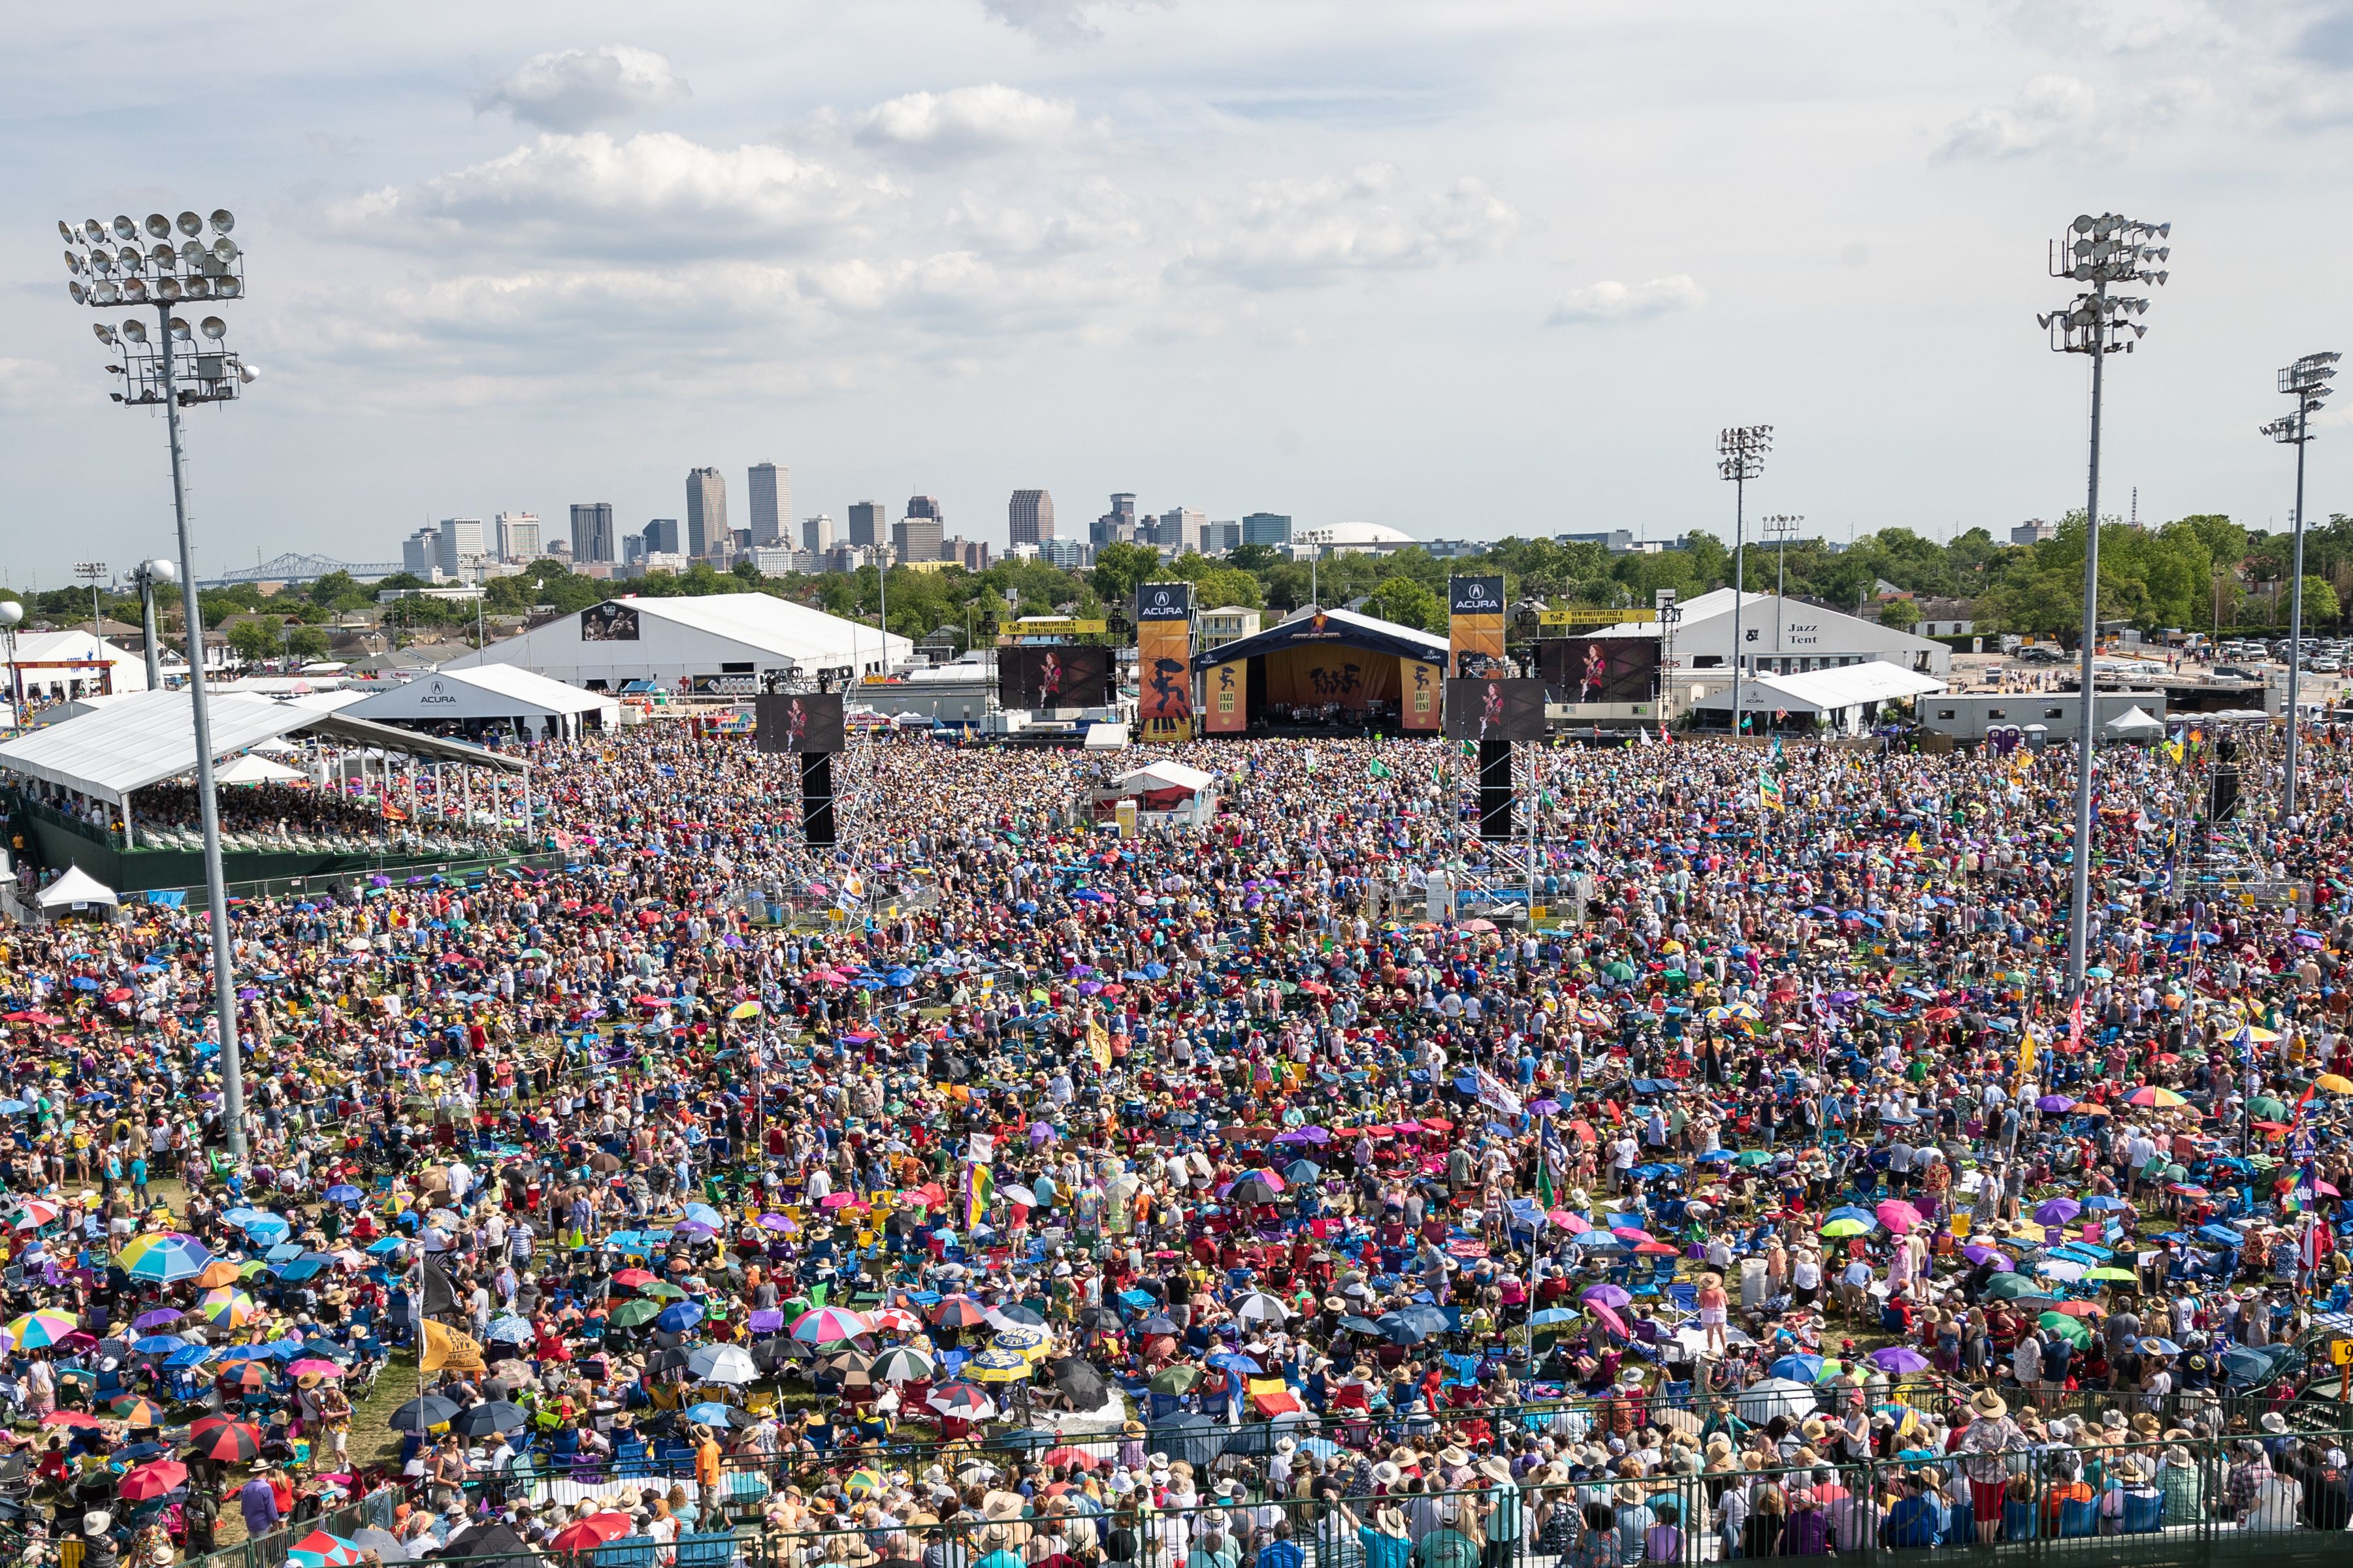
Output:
[871, 1347, 935, 1383]
[608, 1299, 660, 1328]
[387, 1394, 459, 1432]
[1874, 1200, 1923, 1234]
[2039, 1312, 2092, 1349]
[653, 1302, 705, 1335]
[190, 1420, 263, 1462]
[451, 1401, 528, 1437]
[110, 1397, 170, 1427]
[2126, 1086, 2186, 1109]
[3, 1309, 80, 1349]
[790, 1305, 872, 1343]
[1819, 1217, 1871, 1238]
[926, 1381, 997, 1419]
[1734, 1377, 1817, 1422]
[287, 1531, 365, 1568]
[1231, 1292, 1290, 1324]
[1150, 1364, 1203, 1394]
[195, 1260, 242, 1289]
[1768, 1354, 1824, 1383]
[967, 1348, 1033, 1383]
[688, 1345, 758, 1384]
[1870, 1347, 1931, 1375]
[2033, 1198, 2083, 1226]
[116, 1233, 212, 1284]
[930, 1295, 988, 1328]
[118, 1458, 189, 1501]
[197, 1289, 257, 1329]
[1147, 1413, 1229, 1469]
[1982, 1273, 2044, 1301]
[548, 1516, 634, 1553]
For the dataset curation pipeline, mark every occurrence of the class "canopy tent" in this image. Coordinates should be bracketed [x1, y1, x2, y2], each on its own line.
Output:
[214, 753, 307, 786]
[1188, 605, 1450, 734]
[340, 667, 619, 733]
[0, 689, 527, 808]
[1112, 761, 1216, 795]
[1189, 604, 1449, 670]
[2105, 705, 2166, 738]
[1082, 722, 1129, 750]
[35, 865, 117, 908]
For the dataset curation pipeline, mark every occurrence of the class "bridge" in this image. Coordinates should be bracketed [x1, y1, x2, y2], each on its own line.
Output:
[197, 552, 405, 587]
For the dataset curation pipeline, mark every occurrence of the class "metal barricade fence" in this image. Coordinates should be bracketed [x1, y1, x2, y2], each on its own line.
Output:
[191, 1485, 398, 1568]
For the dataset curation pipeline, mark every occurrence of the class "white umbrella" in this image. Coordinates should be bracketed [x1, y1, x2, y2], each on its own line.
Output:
[1734, 1377, 1818, 1422]
[1232, 1292, 1290, 1324]
[688, 1344, 758, 1384]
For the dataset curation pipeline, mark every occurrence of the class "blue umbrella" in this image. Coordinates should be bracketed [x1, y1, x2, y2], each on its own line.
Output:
[131, 1336, 187, 1354]
[163, 1345, 216, 1369]
[655, 1302, 706, 1334]
[323, 1185, 363, 1205]
[1769, 1354, 1825, 1383]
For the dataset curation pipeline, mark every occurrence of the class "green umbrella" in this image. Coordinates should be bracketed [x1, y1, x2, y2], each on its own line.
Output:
[1150, 1364, 1203, 1394]
[1735, 1150, 1776, 1167]
[2039, 1312, 2092, 1349]
[2248, 1096, 2288, 1120]
[1983, 1273, 2044, 1301]
[608, 1299, 661, 1328]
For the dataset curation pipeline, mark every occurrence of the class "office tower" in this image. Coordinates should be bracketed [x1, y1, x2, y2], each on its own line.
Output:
[495, 511, 543, 562]
[803, 513, 836, 552]
[847, 500, 887, 548]
[1039, 537, 1089, 569]
[433, 517, 485, 578]
[907, 494, 943, 523]
[1154, 507, 1206, 553]
[643, 518, 681, 556]
[402, 527, 439, 577]
[686, 466, 728, 557]
[894, 514, 945, 562]
[570, 502, 617, 565]
[1242, 512, 1293, 547]
[748, 463, 787, 545]
[941, 537, 991, 571]
[1092, 493, 1138, 547]
[1009, 490, 1054, 547]
[1203, 520, 1241, 554]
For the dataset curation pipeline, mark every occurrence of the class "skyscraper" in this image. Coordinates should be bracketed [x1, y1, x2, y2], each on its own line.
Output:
[433, 517, 485, 578]
[1092, 493, 1138, 547]
[1009, 490, 1055, 547]
[686, 466, 728, 558]
[496, 511, 542, 562]
[847, 501, 887, 548]
[803, 513, 837, 552]
[1155, 507, 1206, 554]
[907, 494, 944, 524]
[643, 518, 680, 556]
[570, 502, 617, 564]
[748, 463, 787, 546]
[894, 514, 945, 562]
[1242, 512, 1293, 547]
[402, 527, 439, 577]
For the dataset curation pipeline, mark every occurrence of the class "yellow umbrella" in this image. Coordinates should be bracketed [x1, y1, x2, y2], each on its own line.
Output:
[2316, 1074, 2353, 1095]
[729, 1002, 762, 1021]
[967, 1348, 1033, 1383]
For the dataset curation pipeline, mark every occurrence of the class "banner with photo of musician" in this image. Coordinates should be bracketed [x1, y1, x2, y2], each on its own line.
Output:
[754, 692, 844, 754]
[1539, 636, 1661, 705]
[1135, 582, 1194, 740]
[997, 645, 1112, 710]
[1444, 676, 1548, 743]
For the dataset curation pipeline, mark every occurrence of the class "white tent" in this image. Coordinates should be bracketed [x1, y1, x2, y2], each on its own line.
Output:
[1112, 760, 1216, 794]
[35, 865, 117, 909]
[1082, 723, 1129, 750]
[338, 667, 619, 735]
[215, 752, 308, 785]
[2105, 705, 2166, 738]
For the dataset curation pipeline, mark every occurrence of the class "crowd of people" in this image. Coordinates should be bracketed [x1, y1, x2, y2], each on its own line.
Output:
[1, 714, 2352, 1568]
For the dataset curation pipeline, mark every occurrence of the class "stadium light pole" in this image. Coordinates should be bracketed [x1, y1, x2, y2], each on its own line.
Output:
[132, 558, 176, 690]
[2262, 351, 2339, 821]
[1762, 515, 1804, 667]
[75, 562, 108, 648]
[2039, 210, 2169, 1001]
[59, 205, 259, 1157]
[1717, 426, 1772, 739]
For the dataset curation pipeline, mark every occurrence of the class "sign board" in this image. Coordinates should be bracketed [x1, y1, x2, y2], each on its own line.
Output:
[1448, 575, 1506, 679]
[1538, 608, 1658, 628]
[1003, 618, 1108, 637]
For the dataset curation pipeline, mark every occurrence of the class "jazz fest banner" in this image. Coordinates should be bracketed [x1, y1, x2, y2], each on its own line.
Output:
[1403, 658, 1444, 731]
[1448, 574, 1506, 678]
[1205, 659, 1247, 734]
[1135, 582, 1194, 741]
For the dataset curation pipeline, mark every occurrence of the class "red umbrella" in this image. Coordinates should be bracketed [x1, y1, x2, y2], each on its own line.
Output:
[191, 1420, 263, 1462]
[41, 1411, 101, 1428]
[930, 1295, 988, 1328]
[118, 1460, 189, 1501]
[548, 1514, 634, 1552]
[613, 1269, 657, 1288]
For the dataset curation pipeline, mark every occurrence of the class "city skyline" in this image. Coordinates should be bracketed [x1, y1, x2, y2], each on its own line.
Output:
[6, 3, 2352, 583]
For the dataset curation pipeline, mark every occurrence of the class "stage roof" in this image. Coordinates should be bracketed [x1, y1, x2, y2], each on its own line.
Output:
[1190, 604, 1449, 670]
[0, 689, 525, 807]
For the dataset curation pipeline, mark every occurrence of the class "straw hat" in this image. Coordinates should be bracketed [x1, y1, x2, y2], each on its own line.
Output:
[1969, 1389, 2007, 1419]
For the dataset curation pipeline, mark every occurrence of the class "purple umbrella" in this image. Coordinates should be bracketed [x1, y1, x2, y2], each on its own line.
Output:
[133, 1309, 184, 1332]
[747, 1309, 785, 1334]
[1029, 1124, 1058, 1147]
[2036, 1095, 2076, 1113]
[1274, 1127, 1331, 1145]
[1960, 1244, 2013, 1271]
[2033, 1198, 2083, 1226]
[1582, 1283, 1632, 1310]
[1871, 1346, 1931, 1374]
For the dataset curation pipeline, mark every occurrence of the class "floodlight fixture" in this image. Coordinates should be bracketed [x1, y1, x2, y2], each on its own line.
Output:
[1715, 423, 1774, 741]
[2266, 346, 2341, 820]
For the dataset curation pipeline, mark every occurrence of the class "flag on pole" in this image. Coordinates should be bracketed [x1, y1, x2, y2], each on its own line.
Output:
[1759, 771, 1783, 811]
[963, 1161, 995, 1230]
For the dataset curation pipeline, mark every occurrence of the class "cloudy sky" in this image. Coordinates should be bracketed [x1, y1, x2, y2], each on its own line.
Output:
[6, 0, 2352, 586]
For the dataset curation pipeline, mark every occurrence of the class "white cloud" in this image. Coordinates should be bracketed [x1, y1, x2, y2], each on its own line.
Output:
[978, 0, 1160, 46]
[478, 45, 687, 132]
[854, 85, 1079, 160]
[336, 133, 885, 255]
[943, 180, 1146, 257]
[1169, 165, 1517, 289]
[1934, 72, 2209, 158]
[1544, 276, 1707, 326]
[0, 358, 72, 413]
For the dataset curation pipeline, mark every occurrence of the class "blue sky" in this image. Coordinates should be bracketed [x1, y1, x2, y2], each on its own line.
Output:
[5, 0, 2351, 584]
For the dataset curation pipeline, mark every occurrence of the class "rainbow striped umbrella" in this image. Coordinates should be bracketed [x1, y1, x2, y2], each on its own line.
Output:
[3, 1309, 80, 1349]
[117, 1232, 212, 1284]
[198, 1288, 258, 1328]
[287, 1530, 364, 1567]
[789, 1305, 873, 1344]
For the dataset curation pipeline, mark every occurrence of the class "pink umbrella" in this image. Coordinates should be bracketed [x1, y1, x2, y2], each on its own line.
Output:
[285, 1359, 345, 1379]
[1609, 1226, 1653, 1242]
[1875, 1200, 1924, 1234]
[1587, 1301, 1629, 1337]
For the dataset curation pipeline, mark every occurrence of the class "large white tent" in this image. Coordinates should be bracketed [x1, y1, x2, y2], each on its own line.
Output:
[0, 688, 525, 808]
[440, 592, 913, 693]
[340, 667, 620, 738]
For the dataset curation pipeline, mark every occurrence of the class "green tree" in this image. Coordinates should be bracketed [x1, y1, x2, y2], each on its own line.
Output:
[226, 617, 282, 665]
[285, 624, 331, 662]
[1359, 575, 1447, 632]
[1878, 598, 1922, 632]
[1088, 542, 1161, 608]
[2295, 575, 2341, 630]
